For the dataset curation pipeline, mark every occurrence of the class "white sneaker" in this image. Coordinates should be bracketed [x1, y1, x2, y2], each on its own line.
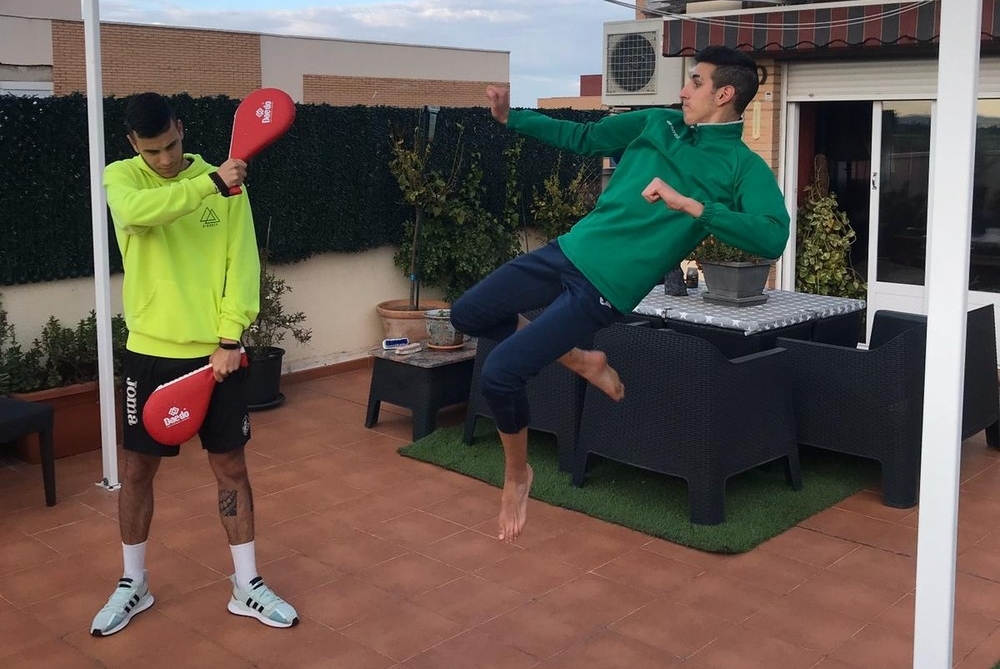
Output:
[91, 573, 154, 637]
[227, 575, 299, 628]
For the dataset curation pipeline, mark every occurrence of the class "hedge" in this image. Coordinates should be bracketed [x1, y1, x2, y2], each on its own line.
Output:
[0, 94, 606, 285]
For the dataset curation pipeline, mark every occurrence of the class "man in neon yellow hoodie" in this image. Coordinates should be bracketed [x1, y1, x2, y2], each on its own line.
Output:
[91, 93, 297, 636]
[451, 46, 790, 544]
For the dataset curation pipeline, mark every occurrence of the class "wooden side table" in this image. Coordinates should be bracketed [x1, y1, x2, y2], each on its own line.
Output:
[365, 342, 477, 441]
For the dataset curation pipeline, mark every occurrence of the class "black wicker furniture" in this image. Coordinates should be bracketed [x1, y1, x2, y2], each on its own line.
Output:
[0, 397, 56, 506]
[777, 305, 1000, 508]
[365, 343, 477, 441]
[633, 286, 865, 358]
[462, 310, 594, 472]
[572, 323, 802, 525]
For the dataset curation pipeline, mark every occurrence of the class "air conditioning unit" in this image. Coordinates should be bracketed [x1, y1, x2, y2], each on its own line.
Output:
[602, 20, 685, 108]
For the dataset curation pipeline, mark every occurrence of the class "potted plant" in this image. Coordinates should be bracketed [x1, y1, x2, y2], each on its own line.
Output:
[242, 247, 312, 410]
[424, 308, 464, 349]
[382, 111, 523, 343]
[1, 294, 129, 462]
[688, 236, 775, 306]
[379, 107, 452, 343]
[796, 155, 867, 299]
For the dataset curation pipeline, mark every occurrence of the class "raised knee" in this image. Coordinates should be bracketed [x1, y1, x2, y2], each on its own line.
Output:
[449, 298, 474, 335]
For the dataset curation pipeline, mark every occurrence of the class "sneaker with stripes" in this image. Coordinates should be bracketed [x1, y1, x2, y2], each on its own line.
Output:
[226, 575, 298, 628]
[91, 572, 154, 637]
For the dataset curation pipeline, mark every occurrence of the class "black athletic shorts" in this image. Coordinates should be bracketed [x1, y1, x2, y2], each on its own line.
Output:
[121, 350, 252, 457]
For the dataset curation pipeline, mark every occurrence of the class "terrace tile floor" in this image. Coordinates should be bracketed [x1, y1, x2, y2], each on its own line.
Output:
[3, 366, 1000, 668]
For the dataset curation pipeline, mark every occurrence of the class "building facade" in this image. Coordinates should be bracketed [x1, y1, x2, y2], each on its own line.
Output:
[626, 0, 1000, 341]
[538, 74, 606, 110]
[0, 0, 510, 372]
[1, 0, 508, 106]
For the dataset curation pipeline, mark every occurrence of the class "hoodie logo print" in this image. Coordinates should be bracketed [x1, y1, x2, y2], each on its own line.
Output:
[200, 208, 220, 227]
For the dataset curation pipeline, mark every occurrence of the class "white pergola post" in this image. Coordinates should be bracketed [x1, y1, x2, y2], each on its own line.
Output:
[912, 0, 982, 666]
[82, 0, 119, 490]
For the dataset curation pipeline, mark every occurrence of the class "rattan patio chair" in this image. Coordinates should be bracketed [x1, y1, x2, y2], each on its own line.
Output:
[572, 323, 802, 525]
[0, 397, 56, 506]
[777, 305, 1000, 508]
[462, 309, 593, 472]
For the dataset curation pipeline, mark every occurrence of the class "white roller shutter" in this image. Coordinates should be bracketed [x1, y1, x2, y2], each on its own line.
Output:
[787, 57, 1000, 101]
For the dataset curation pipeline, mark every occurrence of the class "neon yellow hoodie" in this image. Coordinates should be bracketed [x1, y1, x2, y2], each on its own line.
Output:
[104, 154, 260, 358]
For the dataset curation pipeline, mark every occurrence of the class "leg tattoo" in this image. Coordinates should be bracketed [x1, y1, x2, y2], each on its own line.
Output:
[219, 489, 238, 517]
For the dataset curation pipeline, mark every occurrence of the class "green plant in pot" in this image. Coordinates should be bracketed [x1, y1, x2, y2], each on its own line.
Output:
[688, 235, 775, 306]
[382, 109, 523, 343]
[0, 299, 129, 395]
[795, 155, 867, 299]
[1, 293, 129, 462]
[378, 107, 453, 343]
[242, 248, 311, 410]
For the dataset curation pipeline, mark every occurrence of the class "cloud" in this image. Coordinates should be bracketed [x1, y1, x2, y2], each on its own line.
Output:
[99, 0, 634, 106]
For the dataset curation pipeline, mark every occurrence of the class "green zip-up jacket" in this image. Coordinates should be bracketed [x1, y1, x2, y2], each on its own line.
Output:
[508, 107, 789, 313]
[104, 154, 260, 358]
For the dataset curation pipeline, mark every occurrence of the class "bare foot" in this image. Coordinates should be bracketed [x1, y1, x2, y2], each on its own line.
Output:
[565, 349, 624, 401]
[498, 465, 534, 542]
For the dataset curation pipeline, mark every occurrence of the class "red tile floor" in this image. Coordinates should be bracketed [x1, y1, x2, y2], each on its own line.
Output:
[3, 366, 1000, 668]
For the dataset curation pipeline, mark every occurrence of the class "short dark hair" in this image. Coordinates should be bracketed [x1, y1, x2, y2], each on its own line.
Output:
[694, 45, 759, 114]
[124, 92, 176, 138]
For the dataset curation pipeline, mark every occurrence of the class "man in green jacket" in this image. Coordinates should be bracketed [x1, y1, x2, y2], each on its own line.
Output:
[91, 93, 297, 636]
[450, 45, 789, 543]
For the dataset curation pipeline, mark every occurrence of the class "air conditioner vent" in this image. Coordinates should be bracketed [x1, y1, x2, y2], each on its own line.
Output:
[607, 31, 658, 94]
[602, 20, 686, 107]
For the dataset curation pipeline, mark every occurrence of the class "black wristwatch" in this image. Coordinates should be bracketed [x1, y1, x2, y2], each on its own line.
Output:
[218, 341, 241, 350]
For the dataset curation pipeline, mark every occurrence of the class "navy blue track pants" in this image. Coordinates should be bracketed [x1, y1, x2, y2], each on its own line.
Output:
[450, 241, 622, 434]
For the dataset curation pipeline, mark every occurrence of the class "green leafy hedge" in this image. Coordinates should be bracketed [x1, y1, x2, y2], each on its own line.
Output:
[0, 94, 605, 285]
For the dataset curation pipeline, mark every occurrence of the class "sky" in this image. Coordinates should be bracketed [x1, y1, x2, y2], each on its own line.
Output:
[98, 0, 637, 107]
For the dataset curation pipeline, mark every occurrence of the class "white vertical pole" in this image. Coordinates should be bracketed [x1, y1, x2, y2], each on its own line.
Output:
[912, 0, 981, 666]
[82, 0, 119, 490]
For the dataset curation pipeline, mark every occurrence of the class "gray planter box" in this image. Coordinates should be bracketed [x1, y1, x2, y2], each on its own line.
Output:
[700, 261, 772, 306]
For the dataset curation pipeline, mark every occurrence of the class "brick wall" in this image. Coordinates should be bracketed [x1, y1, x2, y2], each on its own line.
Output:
[52, 21, 261, 98]
[743, 58, 781, 176]
[303, 75, 500, 107]
[746, 59, 783, 288]
[579, 74, 602, 97]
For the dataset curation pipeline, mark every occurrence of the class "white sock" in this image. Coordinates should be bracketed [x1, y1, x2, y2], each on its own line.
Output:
[230, 540, 258, 590]
[122, 541, 146, 582]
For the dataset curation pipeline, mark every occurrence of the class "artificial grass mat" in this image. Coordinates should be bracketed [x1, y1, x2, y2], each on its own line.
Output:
[399, 420, 880, 553]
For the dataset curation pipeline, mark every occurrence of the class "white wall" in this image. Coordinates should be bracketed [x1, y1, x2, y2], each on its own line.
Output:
[0, 16, 54, 65]
[0, 0, 80, 21]
[260, 34, 509, 102]
[1, 246, 441, 374]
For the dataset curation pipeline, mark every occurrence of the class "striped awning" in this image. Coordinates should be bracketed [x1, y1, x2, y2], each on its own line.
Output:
[663, 0, 1000, 56]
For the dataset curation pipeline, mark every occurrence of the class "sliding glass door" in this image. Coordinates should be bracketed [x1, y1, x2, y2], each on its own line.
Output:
[865, 101, 934, 321]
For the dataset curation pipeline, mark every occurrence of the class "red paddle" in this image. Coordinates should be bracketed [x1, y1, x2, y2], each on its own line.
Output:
[142, 353, 248, 446]
[227, 88, 296, 195]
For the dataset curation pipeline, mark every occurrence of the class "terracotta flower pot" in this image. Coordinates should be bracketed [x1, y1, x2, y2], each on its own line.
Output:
[376, 299, 449, 343]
